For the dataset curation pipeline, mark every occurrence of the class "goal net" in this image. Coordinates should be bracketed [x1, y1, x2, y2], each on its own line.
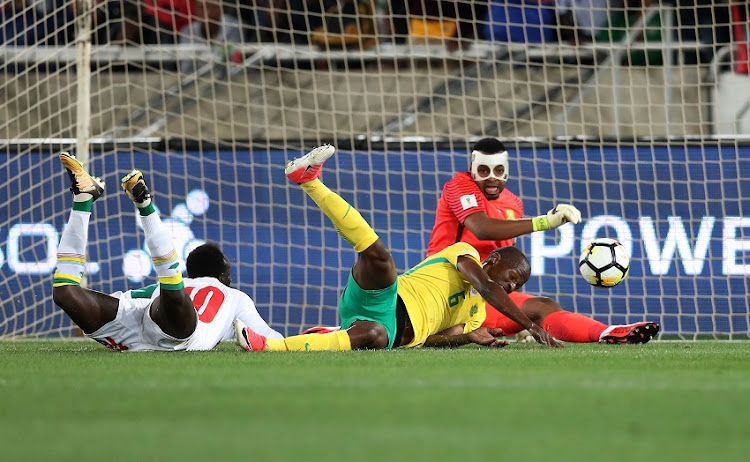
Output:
[1, 0, 748, 339]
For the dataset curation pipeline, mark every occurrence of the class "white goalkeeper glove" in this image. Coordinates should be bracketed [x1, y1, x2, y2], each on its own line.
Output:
[532, 204, 582, 231]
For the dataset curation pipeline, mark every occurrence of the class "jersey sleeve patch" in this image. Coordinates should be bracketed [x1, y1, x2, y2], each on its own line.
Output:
[444, 174, 486, 222]
[460, 194, 479, 210]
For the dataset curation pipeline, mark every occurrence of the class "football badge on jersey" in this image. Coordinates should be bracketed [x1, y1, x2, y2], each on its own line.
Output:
[460, 194, 478, 210]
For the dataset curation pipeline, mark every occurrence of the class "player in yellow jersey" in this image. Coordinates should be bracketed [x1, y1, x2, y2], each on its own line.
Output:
[396, 242, 534, 348]
[234, 145, 562, 351]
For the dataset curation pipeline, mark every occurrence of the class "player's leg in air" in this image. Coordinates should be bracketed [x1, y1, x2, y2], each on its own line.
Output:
[235, 145, 397, 351]
[483, 292, 659, 344]
[53, 152, 119, 333]
[120, 169, 197, 339]
[54, 153, 197, 341]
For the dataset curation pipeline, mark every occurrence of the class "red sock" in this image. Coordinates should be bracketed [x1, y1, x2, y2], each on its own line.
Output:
[542, 311, 608, 343]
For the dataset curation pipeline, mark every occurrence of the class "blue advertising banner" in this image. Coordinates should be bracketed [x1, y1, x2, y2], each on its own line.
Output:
[1, 145, 748, 338]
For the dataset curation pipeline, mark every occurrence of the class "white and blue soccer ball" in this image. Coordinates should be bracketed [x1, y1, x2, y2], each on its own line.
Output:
[578, 238, 630, 287]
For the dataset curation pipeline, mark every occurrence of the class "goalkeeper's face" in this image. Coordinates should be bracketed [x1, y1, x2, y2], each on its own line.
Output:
[471, 150, 508, 200]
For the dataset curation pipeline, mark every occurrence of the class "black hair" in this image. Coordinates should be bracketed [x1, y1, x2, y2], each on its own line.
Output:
[486, 246, 530, 273]
[186, 242, 228, 279]
[472, 137, 507, 155]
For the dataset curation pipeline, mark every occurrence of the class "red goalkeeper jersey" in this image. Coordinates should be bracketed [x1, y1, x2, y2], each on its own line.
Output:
[427, 172, 524, 261]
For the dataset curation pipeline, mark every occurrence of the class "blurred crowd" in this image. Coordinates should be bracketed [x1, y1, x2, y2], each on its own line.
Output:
[0, 0, 746, 66]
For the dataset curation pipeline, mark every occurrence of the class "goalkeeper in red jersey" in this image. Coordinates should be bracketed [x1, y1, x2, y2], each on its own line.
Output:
[426, 137, 659, 344]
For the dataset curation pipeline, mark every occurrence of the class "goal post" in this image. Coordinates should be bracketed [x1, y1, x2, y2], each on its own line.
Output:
[1, 0, 749, 339]
[74, 0, 93, 167]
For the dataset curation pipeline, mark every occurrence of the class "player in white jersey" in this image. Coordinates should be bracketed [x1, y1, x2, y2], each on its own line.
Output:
[52, 153, 282, 352]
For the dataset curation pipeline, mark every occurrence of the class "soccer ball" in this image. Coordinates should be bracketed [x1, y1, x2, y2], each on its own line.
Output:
[578, 238, 630, 287]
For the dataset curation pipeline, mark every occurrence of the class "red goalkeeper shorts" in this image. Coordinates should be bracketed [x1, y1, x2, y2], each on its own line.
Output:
[481, 291, 534, 336]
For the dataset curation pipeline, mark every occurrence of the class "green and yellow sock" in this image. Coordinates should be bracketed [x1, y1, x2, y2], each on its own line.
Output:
[54, 207, 90, 287]
[301, 179, 379, 252]
[138, 204, 183, 291]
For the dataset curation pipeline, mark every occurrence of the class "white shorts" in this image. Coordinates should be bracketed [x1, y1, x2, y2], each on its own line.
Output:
[87, 290, 194, 352]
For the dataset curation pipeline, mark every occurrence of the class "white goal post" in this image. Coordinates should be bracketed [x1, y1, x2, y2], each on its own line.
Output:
[1, 0, 748, 339]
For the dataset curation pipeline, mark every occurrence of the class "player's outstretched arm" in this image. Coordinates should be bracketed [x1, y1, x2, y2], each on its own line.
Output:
[462, 203, 582, 240]
[423, 325, 509, 348]
[463, 212, 535, 240]
[534, 204, 582, 231]
[456, 256, 563, 348]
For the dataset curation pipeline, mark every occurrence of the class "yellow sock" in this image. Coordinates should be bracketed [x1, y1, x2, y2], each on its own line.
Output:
[301, 179, 379, 252]
[265, 330, 352, 351]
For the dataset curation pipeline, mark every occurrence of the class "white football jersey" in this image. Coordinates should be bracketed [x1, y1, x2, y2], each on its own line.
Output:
[172, 276, 283, 351]
[89, 276, 282, 352]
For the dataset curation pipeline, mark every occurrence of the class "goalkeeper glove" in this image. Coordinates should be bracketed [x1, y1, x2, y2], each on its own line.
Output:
[532, 204, 582, 231]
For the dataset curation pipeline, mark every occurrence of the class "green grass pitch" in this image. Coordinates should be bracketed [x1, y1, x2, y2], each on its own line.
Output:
[1, 341, 748, 462]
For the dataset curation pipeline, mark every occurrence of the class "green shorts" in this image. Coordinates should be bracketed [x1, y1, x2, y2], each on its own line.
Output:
[338, 272, 399, 349]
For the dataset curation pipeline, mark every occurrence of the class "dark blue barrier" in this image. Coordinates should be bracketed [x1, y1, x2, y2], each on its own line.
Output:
[1, 145, 748, 338]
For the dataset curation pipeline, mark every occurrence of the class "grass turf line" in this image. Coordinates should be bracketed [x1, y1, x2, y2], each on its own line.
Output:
[0, 341, 748, 462]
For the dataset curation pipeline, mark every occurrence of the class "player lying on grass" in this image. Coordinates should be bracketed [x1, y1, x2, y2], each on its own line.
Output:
[52, 153, 283, 351]
[426, 137, 659, 344]
[234, 145, 562, 352]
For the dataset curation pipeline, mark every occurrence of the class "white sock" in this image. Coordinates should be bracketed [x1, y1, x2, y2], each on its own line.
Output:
[54, 210, 90, 286]
[140, 210, 182, 288]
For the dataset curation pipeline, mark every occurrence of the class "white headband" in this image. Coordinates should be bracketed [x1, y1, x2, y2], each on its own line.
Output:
[471, 150, 509, 182]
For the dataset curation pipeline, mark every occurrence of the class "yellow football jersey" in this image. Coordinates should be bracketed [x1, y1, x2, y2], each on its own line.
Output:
[397, 242, 487, 348]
